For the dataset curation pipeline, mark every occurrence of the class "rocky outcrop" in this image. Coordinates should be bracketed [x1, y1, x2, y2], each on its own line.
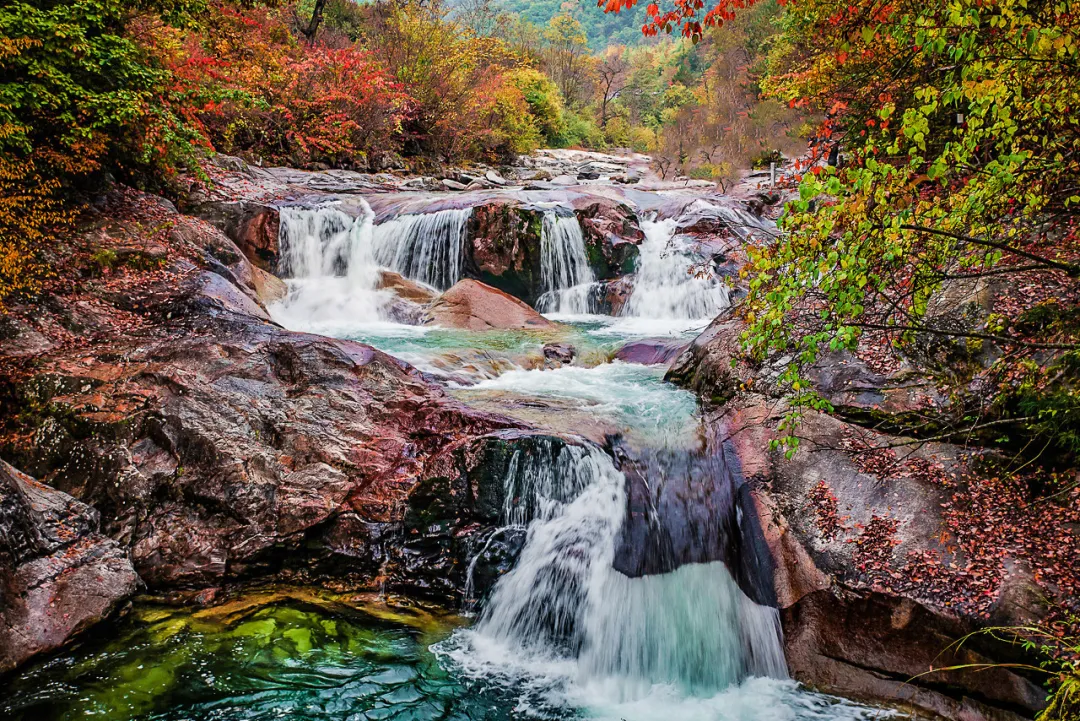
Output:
[670, 308, 1059, 720]
[0, 461, 139, 673]
[784, 590, 1046, 721]
[0, 189, 585, 625]
[467, 196, 642, 303]
[193, 200, 280, 273]
[195, 187, 646, 310]
[571, 196, 644, 279]
[423, 279, 558, 331]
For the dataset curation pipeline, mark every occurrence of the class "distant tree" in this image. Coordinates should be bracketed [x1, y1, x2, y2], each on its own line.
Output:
[596, 46, 628, 128]
[302, 0, 328, 41]
[543, 12, 590, 107]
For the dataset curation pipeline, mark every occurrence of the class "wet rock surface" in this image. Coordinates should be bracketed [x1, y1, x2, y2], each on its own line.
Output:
[423, 279, 558, 331]
[611, 447, 775, 608]
[671, 307, 1059, 720]
[0, 190, 599, 633]
[0, 461, 139, 673]
[615, 338, 688, 366]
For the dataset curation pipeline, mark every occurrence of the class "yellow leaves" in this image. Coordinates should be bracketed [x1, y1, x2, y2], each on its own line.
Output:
[0, 154, 68, 310]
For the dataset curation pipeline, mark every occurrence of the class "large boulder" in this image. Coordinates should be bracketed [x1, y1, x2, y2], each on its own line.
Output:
[571, 196, 644, 279]
[0, 461, 139, 673]
[710, 396, 1052, 720]
[192, 200, 280, 273]
[467, 195, 642, 305]
[423, 279, 558, 331]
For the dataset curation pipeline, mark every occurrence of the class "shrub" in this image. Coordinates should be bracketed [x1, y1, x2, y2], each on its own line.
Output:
[628, 126, 657, 153]
[165, 4, 408, 170]
[556, 110, 605, 149]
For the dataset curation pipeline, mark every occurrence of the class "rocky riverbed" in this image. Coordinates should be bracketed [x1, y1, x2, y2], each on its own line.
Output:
[0, 151, 1068, 721]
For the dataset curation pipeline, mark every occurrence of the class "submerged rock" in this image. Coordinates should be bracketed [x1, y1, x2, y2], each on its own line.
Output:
[0, 461, 139, 673]
[423, 279, 557, 331]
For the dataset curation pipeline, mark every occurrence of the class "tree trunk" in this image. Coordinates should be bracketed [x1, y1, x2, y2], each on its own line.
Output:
[303, 0, 327, 42]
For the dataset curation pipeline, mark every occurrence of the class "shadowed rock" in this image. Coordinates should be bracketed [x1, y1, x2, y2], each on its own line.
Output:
[611, 445, 776, 608]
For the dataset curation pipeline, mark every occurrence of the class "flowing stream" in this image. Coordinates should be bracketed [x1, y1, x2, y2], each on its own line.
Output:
[0, 191, 897, 721]
[536, 210, 596, 315]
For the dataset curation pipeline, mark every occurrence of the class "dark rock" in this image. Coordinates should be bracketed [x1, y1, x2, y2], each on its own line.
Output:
[543, 343, 576, 367]
[577, 172, 601, 180]
[0, 461, 139, 673]
[611, 447, 776, 608]
[571, 197, 644, 280]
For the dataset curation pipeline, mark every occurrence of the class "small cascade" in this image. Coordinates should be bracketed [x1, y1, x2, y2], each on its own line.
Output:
[372, 208, 472, 290]
[621, 216, 730, 322]
[278, 203, 378, 287]
[453, 442, 788, 704]
[536, 211, 597, 315]
[273, 201, 390, 329]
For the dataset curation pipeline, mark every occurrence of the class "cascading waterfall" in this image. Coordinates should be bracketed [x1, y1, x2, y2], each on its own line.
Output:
[447, 442, 788, 707]
[622, 201, 774, 324]
[535, 211, 598, 315]
[372, 208, 472, 290]
[621, 216, 730, 322]
[272, 201, 391, 331]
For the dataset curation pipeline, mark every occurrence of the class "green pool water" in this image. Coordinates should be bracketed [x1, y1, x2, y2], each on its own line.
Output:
[0, 589, 518, 721]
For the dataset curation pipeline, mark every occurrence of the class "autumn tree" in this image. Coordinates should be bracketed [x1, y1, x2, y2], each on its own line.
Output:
[596, 45, 628, 128]
[543, 12, 591, 108]
[0, 0, 205, 306]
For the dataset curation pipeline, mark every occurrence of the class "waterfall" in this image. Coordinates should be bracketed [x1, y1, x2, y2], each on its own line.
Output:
[272, 201, 390, 330]
[372, 208, 471, 290]
[621, 217, 730, 322]
[536, 211, 598, 315]
[447, 443, 788, 705]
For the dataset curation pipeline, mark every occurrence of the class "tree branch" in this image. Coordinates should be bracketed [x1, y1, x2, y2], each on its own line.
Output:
[897, 224, 1080, 278]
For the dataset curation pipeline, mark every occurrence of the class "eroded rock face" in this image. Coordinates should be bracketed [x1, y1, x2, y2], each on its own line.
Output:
[423, 279, 558, 331]
[611, 446, 776, 608]
[194, 200, 281, 273]
[571, 196, 644, 279]
[671, 310, 1056, 720]
[784, 590, 1045, 721]
[0, 461, 139, 673]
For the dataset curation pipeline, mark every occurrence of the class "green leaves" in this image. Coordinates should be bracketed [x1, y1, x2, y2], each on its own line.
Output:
[738, 0, 1079, 454]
